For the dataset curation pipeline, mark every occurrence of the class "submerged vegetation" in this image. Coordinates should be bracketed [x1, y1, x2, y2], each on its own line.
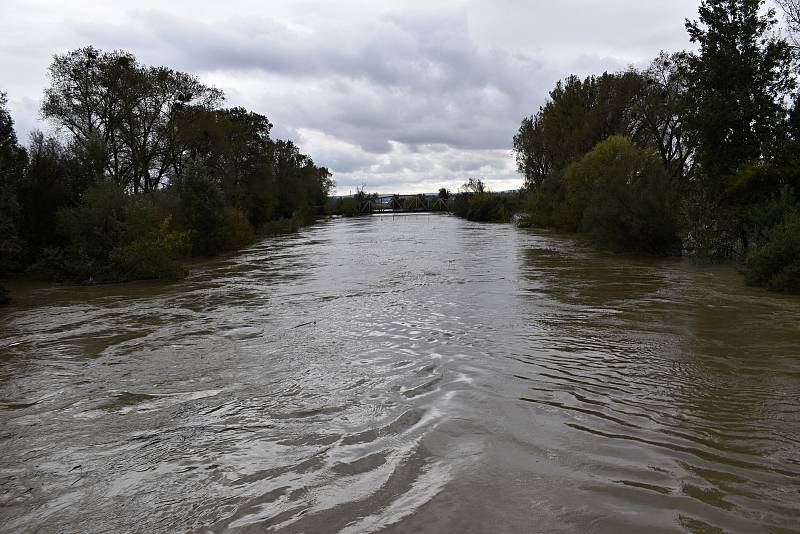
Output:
[0, 47, 333, 298]
[513, 0, 800, 291]
[449, 179, 523, 223]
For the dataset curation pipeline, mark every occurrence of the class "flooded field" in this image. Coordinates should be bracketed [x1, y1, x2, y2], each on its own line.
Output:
[2, 214, 799, 533]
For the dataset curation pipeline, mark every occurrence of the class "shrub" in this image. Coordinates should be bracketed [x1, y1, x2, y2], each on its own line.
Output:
[56, 183, 189, 281]
[562, 136, 681, 254]
[451, 193, 470, 219]
[110, 211, 190, 281]
[325, 197, 361, 217]
[222, 207, 256, 251]
[465, 193, 520, 223]
[523, 172, 563, 227]
[57, 182, 128, 279]
[744, 210, 800, 292]
[178, 170, 226, 256]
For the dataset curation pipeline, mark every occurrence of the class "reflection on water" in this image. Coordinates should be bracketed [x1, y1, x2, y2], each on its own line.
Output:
[1, 214, 799, 533]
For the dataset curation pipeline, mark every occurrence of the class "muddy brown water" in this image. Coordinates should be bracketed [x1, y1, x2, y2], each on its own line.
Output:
[1, 214, 799, 533]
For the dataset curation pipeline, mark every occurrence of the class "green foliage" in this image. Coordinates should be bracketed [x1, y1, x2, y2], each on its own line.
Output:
[55, 183, 189, 281]
[684, 0, 795, 195]
[0, 92, 27, 274]
[513, 72, 643, 188]
[451, 188, 522, 223]
[563, 137, 681, 254]
[745, 210, 800, 292]
[512, 0, 799, 290]
[177, 168, 226, 256]
[110, 214, 190, 281]
[1, 47, 334, 286]
[326, 197, 361, 217]
[466, 193, 520, 223]
[56, 182, 127, 279]
[222, 207, 256, 251]
[17, 133, 91, 259]
[521, 172, 563, 227]
[42, 46, 223, 192]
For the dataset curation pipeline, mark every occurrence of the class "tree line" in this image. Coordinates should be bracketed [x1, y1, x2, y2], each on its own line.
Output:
[513, 0, 800, 292]
[0, 47, 334, 302]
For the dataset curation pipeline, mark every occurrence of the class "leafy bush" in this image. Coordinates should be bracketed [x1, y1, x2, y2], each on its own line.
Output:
[325, 191, 376, 217]
[450, 193, 470, 218]
[325, 197, 360, 217]
[562, 136, 681, 254]
[222, 207, 256, 251]
[56, 182, 128, 279]
[56, 183, 189, 281]
[744, 210, 800, 292]
[178, 169, 226, 256]
[110, 211, 190, 281]
[523, 172, 563, 227]
[465, 193, 519, 223]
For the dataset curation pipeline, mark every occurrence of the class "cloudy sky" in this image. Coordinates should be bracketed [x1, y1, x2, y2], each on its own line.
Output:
[1, 0, 702, 194]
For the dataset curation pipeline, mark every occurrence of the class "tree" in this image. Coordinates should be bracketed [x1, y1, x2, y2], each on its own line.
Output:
[775, 0, 800, 46]
[42, 47, 223, 192]
[562, 136, 681, 254]
[513, 72, 643, 189]
[177, 165, 227, 256]
[18, 133, 89, 257]
[0, 92, 27, 274]
[684, 0, 795, 196]
[627, 52, 695, 181]
[461, 178, 486, 194]
[513, 114, 550, 188]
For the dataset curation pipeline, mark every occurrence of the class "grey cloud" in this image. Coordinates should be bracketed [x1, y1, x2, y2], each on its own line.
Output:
[91, 10, 558, 154]
[1, 0, 702, 193]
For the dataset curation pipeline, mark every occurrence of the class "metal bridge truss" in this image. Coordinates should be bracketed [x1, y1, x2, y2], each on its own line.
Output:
[358, 194, 453, 214]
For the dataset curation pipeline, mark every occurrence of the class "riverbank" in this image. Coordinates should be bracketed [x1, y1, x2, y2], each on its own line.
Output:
[0, 211, 322, 306]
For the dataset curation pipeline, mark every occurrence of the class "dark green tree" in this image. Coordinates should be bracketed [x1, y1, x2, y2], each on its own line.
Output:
[563, 136, 681, 254]
[513, 72, 643, 189]
[42, 47, 223, 192]
[627, 52, 695, 182]
[0, 92, 27, 276]
[18, 133, 92, 257]
[684, 0, 795, 195]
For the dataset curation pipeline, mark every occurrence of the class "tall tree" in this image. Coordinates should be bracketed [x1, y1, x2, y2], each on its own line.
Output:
[684, 0, 795, 198]
[627, 52, 695, 181]
[0, 92, 27, 273]
[513, 72, 642, 190]
[42, 47, 223, 192]
[513, 114, 550, 189]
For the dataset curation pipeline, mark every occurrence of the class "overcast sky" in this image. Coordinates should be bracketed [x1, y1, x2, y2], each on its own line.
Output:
[1, 0, 703, 194]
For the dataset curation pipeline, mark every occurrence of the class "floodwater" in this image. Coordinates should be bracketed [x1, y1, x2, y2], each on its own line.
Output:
[1, 214, 799, 533]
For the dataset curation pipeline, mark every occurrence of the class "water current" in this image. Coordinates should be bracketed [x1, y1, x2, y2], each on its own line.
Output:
[2, 214, 799, 532]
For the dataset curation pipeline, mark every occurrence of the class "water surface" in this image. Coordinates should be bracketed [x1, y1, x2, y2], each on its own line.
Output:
[2, 214, 799, 532]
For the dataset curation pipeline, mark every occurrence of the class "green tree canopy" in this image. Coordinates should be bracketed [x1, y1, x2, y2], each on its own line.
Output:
[684, 0, 795, 193]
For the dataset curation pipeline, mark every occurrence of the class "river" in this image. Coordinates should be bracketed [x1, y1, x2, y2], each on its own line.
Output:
[1, 214, 799, 533]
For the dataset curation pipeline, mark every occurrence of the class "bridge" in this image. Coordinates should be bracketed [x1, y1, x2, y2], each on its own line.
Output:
[355, 194, 454, 214]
